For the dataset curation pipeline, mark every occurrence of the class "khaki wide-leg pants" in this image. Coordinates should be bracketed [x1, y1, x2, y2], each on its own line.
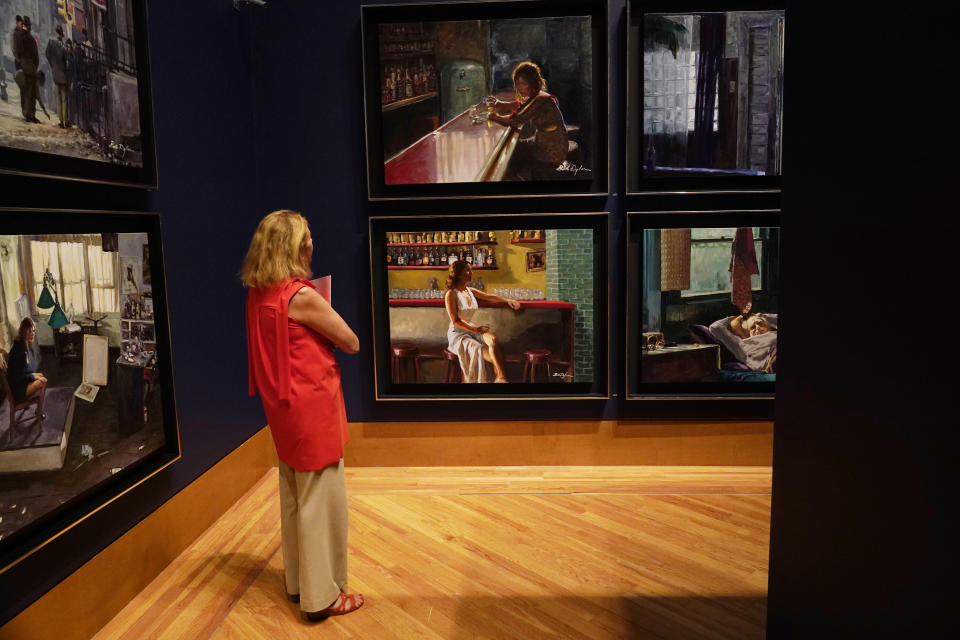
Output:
[278, 458, 349, 612]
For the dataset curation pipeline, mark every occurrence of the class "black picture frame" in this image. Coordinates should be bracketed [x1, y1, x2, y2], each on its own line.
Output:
[626, 1, 784, 195]
[0, 1, 158, 188]
[361, 0, 609, 200]
[369, 212, 609, 399]
[625, 210, 779, 402]
[0, 209, 180, 575]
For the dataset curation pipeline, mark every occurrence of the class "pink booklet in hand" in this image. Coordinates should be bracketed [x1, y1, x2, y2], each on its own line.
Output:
[311, 275, 331, 303]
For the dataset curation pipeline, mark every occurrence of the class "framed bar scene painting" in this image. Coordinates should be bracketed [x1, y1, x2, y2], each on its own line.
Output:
[626, 1, 784, 194]
[369, 213, 608, 399]
[361, 0, 608, 200]
[0, 209, 179, 574]
[625, 211, 779, 400]
[0, 1, 158, 187]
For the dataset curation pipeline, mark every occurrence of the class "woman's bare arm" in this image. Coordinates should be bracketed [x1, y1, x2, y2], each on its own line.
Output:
[470, 287, 520, 310]
[288, 287, 360, 353]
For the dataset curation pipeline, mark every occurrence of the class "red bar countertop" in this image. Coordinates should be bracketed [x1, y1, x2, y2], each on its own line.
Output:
[389, 300, 575, 309]
[384, 93, 513, 185]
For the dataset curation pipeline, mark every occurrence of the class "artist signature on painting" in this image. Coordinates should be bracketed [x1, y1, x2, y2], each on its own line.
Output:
[552, 372, 573, 381]
[557, 162, 591, 176]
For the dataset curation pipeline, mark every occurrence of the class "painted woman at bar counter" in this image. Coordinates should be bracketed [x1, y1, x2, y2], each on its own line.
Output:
[486, 61, 569, 180]
[242, 210, 364, 622]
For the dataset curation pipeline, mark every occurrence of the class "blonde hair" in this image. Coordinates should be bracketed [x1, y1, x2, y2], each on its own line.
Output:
[241, 210, 312, 289]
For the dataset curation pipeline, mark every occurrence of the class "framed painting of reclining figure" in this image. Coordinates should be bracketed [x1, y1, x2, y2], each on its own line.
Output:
[625, 211, 779, 401]
[0, 209, 179, 575]
[361, 0, 608, 200]
[626, 1, 784, 194]
[0, 0, 157, 187]
[369, 213, 609, 400]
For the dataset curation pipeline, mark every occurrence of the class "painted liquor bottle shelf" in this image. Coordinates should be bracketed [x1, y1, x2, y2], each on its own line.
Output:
[387, 241, 497, 247]
[387, 265, 497, 270]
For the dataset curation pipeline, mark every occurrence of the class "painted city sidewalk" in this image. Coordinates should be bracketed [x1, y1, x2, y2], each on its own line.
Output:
[0, 81, 110, 163]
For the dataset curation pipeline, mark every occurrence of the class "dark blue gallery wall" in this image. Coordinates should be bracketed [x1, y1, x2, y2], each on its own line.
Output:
[0, 0, 266, 623]
[239, 0, 777, 423]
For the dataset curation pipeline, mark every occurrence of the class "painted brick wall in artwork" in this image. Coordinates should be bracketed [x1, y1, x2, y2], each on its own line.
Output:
[545, 229, 594, 382]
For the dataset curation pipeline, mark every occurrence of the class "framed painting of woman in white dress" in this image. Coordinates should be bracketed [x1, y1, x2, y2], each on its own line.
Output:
[369, 213, 608, 400]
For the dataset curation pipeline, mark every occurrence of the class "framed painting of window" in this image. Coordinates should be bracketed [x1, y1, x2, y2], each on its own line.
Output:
[361, 0, 608, 200]
[625, 211, 779, 401]
[369, 213, 608, 399]
[0, 1, 158, 187]
[0, 209, 179, 575]
[626, 1, 784, 194]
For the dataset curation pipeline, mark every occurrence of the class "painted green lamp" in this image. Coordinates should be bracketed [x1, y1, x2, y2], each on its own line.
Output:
[37, 284, 56, 310]
[38, 268, 69, 329]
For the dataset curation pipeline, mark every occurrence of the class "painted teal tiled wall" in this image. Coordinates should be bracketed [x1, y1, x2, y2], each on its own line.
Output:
[546, 229, 594, 382]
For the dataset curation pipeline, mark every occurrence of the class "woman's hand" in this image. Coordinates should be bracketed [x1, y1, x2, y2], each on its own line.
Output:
[475, 325, 490, 335]
[505, 299, 521, 310]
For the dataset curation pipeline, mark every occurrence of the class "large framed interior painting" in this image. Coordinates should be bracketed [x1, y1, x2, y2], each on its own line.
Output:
[369, 213, 609, 399]
[0, 209, 179, 574]
[0, 1, 157, 187]
[361, 0, 608, 200]
[626, 1, 784, 193]
[625, 211, 779, 400]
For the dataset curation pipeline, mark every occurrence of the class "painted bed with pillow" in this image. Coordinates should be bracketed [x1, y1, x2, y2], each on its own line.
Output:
[688, 314, 778, 383]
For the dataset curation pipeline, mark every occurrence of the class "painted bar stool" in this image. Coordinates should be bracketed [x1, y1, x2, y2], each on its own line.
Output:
[521, 349, 552, 383]
[390, 343, 421, 383]
[443, 348, 461, 383]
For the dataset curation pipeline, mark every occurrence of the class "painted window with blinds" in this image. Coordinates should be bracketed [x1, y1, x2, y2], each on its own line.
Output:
[682, 227, 762, 297]
[27, 236, 119, 315]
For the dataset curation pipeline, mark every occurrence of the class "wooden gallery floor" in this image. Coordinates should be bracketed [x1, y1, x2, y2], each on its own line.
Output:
[94, 466, 772, 640]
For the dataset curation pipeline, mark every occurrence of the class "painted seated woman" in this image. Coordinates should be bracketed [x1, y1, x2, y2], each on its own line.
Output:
[444, 260, 521, 383]
[5, 317, 47, 416]
[485, 61, 569, 181]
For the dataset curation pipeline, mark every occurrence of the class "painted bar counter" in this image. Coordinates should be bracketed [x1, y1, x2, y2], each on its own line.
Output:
[384, 93, 517, 185]
[388, 299, 575, 383]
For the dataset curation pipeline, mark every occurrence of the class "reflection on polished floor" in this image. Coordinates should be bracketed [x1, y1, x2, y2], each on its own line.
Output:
[93, 465, 771, 640]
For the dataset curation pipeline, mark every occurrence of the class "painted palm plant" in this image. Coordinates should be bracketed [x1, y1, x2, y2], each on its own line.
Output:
[644, 16, 688, 59]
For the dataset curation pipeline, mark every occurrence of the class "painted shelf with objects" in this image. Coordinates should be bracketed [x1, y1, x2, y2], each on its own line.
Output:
[370, 213, 608, 400]
[0, 209, 180, 576]
[387, 230, 500, 270]
[0, 0, 158, 187]
[625, 210, 779, 403]
[625, 1, 784, 194]
[361, 0, 609, 200]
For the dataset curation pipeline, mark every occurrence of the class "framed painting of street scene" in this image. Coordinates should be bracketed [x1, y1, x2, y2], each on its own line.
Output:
[0, 209, 179, 574]
[626, 1, 783, 194]
[0, 0, 157, 187]
[369, 213, 608, 400]
[361, 0, 608, 200]
[625, 211, 779, 402]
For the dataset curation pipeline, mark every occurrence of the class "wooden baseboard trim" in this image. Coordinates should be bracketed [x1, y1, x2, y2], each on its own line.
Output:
[344, 420, 774, 467]
[0, 427, 277, 640]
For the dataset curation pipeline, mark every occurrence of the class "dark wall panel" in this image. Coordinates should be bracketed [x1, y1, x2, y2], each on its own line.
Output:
[766, 4, 952, 637]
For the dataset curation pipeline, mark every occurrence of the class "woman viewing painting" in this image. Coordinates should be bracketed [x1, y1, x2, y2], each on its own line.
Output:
[243, 210, 364, 621]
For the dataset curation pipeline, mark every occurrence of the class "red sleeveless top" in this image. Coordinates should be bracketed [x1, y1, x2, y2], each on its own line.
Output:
[246, 278, 349, 471]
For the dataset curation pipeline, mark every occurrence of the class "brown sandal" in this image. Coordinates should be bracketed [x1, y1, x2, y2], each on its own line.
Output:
[303, 592, 364, 622]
